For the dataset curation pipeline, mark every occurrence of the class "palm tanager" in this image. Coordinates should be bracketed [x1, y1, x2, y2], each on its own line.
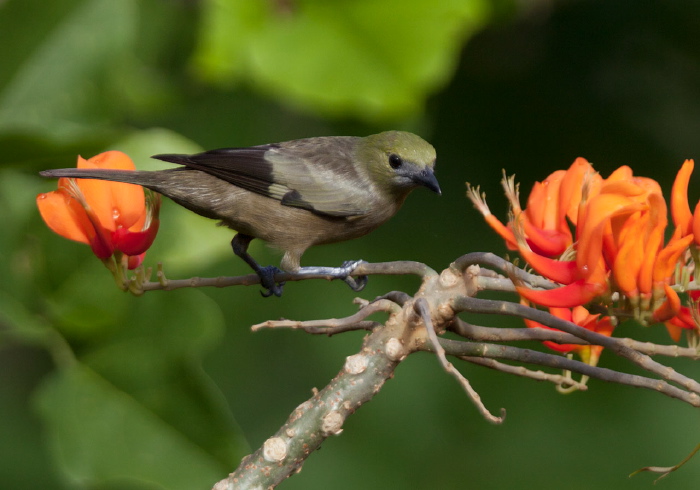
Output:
[40, 130, 440, 296]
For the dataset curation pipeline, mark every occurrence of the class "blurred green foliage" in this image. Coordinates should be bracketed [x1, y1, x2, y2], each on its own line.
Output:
[194, 0, 490, 119]
[2, 0, 700, 489]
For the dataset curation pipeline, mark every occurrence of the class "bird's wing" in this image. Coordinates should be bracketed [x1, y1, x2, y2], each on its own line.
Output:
[153, 139, 371, 217]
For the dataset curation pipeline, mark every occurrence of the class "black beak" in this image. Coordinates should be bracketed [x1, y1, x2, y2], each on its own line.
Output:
[414, 168, 441, 195]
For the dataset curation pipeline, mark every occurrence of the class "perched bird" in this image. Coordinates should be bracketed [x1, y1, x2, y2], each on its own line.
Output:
[40, 131, 440, 296]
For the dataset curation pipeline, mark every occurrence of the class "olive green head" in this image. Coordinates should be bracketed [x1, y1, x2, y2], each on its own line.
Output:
[358, 131, 440, 195]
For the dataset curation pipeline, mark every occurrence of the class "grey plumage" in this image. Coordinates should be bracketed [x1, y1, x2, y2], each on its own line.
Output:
[40, 131, 439, 295]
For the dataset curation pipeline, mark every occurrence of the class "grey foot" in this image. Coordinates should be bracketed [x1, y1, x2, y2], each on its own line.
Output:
[259, 265, 285, 297]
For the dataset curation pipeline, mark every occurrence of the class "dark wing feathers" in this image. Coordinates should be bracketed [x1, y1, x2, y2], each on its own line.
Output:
[152, 139, 370, 217]
[153, 146, 277, 197]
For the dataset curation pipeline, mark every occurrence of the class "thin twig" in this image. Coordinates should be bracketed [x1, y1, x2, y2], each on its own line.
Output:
[451, 318, 700, 358]
[462, 356, 588, 391]
[414, 298, 505, 424]
[452, 296, 700, 401]
[423, 338, 700, 406]
[450, 317, 588, 344]
[251, 299, 400, 333]
[372, 291, 412, 307]
[451, 252, 556, 290]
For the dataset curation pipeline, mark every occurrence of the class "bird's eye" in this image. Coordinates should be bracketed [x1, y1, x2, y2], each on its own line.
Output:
[388, 154, 403, 169]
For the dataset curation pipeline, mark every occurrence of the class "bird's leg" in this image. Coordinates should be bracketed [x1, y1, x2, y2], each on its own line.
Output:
[231, 233, 284, 297]
[295, 260, 369, 292]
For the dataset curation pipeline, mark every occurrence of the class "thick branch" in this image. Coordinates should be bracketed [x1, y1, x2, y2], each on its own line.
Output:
[215, 320, 406, 489]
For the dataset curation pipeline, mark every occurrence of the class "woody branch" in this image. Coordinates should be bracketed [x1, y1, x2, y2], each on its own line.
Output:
[211, 253, 700, 489]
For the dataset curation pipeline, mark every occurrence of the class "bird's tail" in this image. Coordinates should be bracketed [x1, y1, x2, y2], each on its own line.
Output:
[39, 168, 167, 193]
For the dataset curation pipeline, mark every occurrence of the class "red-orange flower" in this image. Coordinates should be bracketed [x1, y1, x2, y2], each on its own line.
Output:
[470, 157, 700, 347]
[37, 151, 160, 270]
[523, 304, 615, 366]
[664, 289, 700, 341]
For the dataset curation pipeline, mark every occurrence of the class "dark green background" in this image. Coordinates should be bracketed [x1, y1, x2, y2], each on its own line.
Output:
[1, 0, 699, 488]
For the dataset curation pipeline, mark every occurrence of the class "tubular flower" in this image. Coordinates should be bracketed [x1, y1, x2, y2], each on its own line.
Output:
[664, 290, 700, 342]
[523, 304, 615, 366]
[470, 157, 700, 347]
[37, 151, 160, 271]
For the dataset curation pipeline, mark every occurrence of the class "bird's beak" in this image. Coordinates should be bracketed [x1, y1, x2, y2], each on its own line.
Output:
[414, 168, 441, 195]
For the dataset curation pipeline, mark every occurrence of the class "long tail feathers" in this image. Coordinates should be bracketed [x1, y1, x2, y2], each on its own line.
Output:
[39, 168, 157, 188]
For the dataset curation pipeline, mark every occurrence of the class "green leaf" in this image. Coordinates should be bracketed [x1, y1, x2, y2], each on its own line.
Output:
[0, 0, 138, 140]
[34, 364, 228, 490]
[194, 0, 491, 120]
[78, 290, 248, 470]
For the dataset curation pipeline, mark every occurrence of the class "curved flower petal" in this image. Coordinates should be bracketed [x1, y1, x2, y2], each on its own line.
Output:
[112, 221, 160, 257]
[652, 284, 681, 323]
[652, 228, 694, 285]
[36, 188, 92, 245]
[558, 157, 596, 227]
[77, 152, 145, 231]
[516, 279, 605, 308]
[671, 159, 694, 236]
[692, 200, 700, 247]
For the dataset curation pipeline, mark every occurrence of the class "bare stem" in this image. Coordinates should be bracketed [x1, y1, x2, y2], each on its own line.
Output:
[252, 299, 400, 334]
[131, 261, 436, 294]
[452, 296, 700, 400]
[414, 298, 505, 424]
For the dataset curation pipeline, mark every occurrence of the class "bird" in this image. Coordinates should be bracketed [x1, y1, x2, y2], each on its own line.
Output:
[40, 130, 440, 296]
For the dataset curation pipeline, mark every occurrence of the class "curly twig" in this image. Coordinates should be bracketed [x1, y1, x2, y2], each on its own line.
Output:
[414, 298, 505, 424]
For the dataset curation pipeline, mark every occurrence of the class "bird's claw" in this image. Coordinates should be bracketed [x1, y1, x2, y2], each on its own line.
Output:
[340, 260, 368, 292]
[258, 265, 285, 297]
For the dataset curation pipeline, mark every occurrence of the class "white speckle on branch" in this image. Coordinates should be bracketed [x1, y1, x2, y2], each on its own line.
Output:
[385, 337, 406, 361]
[345, 354, 368, 374]
[263, 437, 288, 462]
[321, 410, 345, 436]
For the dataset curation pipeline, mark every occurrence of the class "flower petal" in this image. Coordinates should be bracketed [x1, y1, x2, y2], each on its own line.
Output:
[652, 284, 681, 323]
[112, 221, 160, 257]
[37, 189, 92, 245]
[671, 160, 694, 236]
[77, 152, 146, 231]
[516, 279, 604, 308]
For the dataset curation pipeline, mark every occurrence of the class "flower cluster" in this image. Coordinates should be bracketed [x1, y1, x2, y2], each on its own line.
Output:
[37, 151, 160, 279]
[469, 158, 700, 361]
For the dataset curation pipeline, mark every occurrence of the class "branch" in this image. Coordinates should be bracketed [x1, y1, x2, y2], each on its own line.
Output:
[414, 298, 505, 424]
[251, 299, 400, 334]
[214, 316, 407, 489]
[450, 318, 700, 358]
[452, 252, 557, 290]
[452, 296, 700, 399]
[461, 356, 588, 391]
[128, 261, 436, 294]
[422, 338, 700, 406]
[206, 255, 700, 489]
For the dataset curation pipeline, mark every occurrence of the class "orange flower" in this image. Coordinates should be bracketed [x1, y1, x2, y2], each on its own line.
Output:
[523, 304, 615, 366]
[471, 158, 700, 344]
[664, 289, 700, 341]
[37, 151, 160, 270]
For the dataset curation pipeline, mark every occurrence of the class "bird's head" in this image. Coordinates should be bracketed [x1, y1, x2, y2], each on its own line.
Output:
[358, 131, 440, 196]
